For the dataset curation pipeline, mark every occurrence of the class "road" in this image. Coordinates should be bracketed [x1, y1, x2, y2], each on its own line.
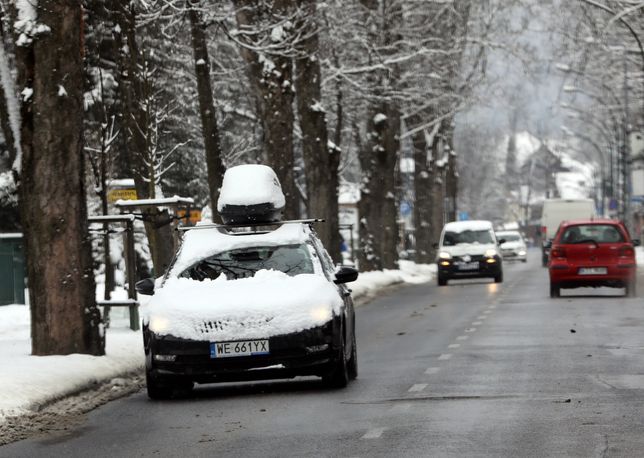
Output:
[3, 250, 644, 457]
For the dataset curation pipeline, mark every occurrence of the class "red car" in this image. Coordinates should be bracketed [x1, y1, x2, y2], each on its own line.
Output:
[548, 219, 639, 298]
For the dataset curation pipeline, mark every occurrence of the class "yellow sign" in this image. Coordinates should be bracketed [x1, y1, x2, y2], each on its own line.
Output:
[107, 189, 138, 203]
[176, 209, 202, 225]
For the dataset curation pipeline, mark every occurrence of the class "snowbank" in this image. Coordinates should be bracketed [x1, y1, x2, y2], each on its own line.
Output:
[0, 261, 433, 424]
[636, 246, 644, 267]
[0, 307, 143, 422]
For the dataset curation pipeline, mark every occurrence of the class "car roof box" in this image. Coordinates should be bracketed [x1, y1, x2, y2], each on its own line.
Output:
[217, 164, 286, 225]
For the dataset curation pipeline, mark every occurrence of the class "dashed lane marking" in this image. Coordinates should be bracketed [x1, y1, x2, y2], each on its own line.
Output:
[448, 343, 461, 349]
[390, 403, 411, 413]
[465, 327, 477, 333]
[409, 383, 428, 392]
[489, 305, 497, 309]
[477, 315, 486, 319]
[362, 427, 387, 439]
[456, 335, 469, 341]
[438, 353, 452, 360]
[425, 367, 440, 374]
[472, 321, 483, 326]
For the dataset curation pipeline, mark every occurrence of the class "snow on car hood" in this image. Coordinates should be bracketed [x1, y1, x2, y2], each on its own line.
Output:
[500, 241, 525, 250]
[145, 270, 342, 341]
[440, 243, 496, 257]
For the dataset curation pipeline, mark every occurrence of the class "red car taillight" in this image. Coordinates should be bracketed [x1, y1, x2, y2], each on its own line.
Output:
[551, 247, 566, 258]
[619, 246, 635, 258]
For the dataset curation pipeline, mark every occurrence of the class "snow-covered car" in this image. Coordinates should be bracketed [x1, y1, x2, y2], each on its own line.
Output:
[436, 220, 503, 286]
[495, 230, 528, 262]
[136, 222, 359, 399]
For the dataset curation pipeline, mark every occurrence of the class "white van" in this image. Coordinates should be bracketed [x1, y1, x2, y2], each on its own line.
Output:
[436, 220, 503, 286]
[540, 198, 595, 266]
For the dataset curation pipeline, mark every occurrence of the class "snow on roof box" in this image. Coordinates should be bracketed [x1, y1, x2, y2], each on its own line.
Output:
[217, 165, 286, 224]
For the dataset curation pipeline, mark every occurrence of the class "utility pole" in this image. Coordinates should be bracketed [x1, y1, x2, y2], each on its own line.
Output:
[622, 48, 631, 228]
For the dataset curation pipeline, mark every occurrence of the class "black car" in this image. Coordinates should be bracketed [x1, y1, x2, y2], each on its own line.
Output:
[137, 222, 358, 399]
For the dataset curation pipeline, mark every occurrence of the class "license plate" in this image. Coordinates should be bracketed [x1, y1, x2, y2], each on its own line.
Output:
[578, 267, 607, 275]
[458, 262, 479, 271]
[210, 340, 270, 358]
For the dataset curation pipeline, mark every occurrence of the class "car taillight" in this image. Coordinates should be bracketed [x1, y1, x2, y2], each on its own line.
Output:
[619, 246, 635, 258]
[551, 247, 566, 258]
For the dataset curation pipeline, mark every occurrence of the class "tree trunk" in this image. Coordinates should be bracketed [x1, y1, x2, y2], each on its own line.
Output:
[232, 0, 298, 219]
[187, 0, 226, 216]
[17, 1, 103, 356]
[411, 119, 437, 264]
[294, 0, 340, 262]
[112, 2, 175, 276]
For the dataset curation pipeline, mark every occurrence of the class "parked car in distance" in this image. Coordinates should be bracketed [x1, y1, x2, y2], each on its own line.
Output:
[541, 199, 595, 266]
[496, 230, 528, 262]
[548, 219, 639, 298]
[436, 220, 504, 286]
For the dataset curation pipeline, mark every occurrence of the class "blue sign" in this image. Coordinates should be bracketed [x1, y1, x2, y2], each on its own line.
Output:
[458, 211, 469, 221]
[400, 201, 412, 216]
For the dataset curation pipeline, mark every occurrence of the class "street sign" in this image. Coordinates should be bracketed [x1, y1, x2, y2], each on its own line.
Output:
[458, 211, 469, 221]
[400, 201, 412, 216]
[107, 188, 137, 203]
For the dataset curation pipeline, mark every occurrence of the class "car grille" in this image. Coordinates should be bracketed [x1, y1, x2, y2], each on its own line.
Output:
[452, 255, 485, 262]
[195, 317, 274, 336]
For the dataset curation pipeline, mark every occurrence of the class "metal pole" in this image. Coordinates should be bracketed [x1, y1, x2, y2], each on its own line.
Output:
[623, 49, 631, 227]
[126, 219, 139, 331]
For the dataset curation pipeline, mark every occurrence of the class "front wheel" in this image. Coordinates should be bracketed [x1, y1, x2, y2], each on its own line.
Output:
[146, 372, 174, 400]
[347, 332, 358, 380]
[494, 270, 503, 283]
[437, 275, 448, 286]
[323, 326, 349, 389]
[550, 282, 560, 298]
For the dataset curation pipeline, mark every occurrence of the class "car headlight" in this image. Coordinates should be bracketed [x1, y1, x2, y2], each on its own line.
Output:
[484, 249, 498, 257]
[310, 306, 332, 323]
[438, 251, 452, 260]
[149, 315, 171, 334]
[518, 250, 527, 256]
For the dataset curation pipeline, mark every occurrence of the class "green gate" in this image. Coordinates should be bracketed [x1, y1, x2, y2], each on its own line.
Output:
[0, 234, 25, 305]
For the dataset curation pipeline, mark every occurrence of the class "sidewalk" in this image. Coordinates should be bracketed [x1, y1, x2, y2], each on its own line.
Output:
[0, 261, 433, 424]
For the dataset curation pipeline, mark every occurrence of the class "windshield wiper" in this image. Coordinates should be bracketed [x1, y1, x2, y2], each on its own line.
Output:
[573, 238, 598, 247]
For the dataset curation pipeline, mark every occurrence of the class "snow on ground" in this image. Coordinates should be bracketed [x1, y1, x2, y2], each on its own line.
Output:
[0, 261, 433, 424]
[636, 246, 644, 267]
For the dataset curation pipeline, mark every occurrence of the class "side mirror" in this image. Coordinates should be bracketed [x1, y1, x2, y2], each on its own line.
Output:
[497, 238, 506, 245]
[633, 239, 641, 247]
[432, 242, 439, 249]
[334, 266, 359, 284]
[135, 278, 155, 296]
[543, 240, 552, 249]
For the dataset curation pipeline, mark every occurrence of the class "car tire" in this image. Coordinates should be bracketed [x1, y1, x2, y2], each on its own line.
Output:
[437, 275, 448, 286]
[522, 258, 528, 263]
[323, 327, 349, 389]
[550, 282, 560, 298]
[494, 270, 503, 283]
[347, 332, 358, 380]
[625, 281, 637, 298]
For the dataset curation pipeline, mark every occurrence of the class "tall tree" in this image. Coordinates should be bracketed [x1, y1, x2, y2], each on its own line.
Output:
[293, 0, 341, 262]
[231, 0, 299, 219]
[16, 0, 103, 355]
[187, 0, 226, 213]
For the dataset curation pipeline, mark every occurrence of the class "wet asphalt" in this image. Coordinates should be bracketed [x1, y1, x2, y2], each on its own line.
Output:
[2, 249, 644, 457]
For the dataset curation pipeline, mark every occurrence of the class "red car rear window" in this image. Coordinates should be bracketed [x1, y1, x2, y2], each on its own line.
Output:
[560, 224, 624, 244]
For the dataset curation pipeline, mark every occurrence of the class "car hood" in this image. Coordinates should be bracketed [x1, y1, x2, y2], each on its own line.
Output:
[500, 241, 526, 250]
[145, 270, 343, 341]
[439, 243, 497, 257]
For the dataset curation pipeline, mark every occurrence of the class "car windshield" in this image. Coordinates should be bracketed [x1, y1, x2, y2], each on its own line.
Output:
[560, 224, 624, 244]
[179, 244, 315, 281]
[499, 234, 521, 242]
[443, 230, 494, 246]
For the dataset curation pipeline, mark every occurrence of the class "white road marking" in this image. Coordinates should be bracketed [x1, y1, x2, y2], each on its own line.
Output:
[362, 427, 386, 439]
[438, 353, 452, 360]
[483, 310, 492, 314]
[448, 343, 461, 349]
[477, 315, 487, 319]
[489, 305, 497, 309]
[472, 321, 482, 326]
[409, 383, 428, 392]
[456, 335, 469, 341]
[425, 367, 440, 374]
[465, 327, 477, 333]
